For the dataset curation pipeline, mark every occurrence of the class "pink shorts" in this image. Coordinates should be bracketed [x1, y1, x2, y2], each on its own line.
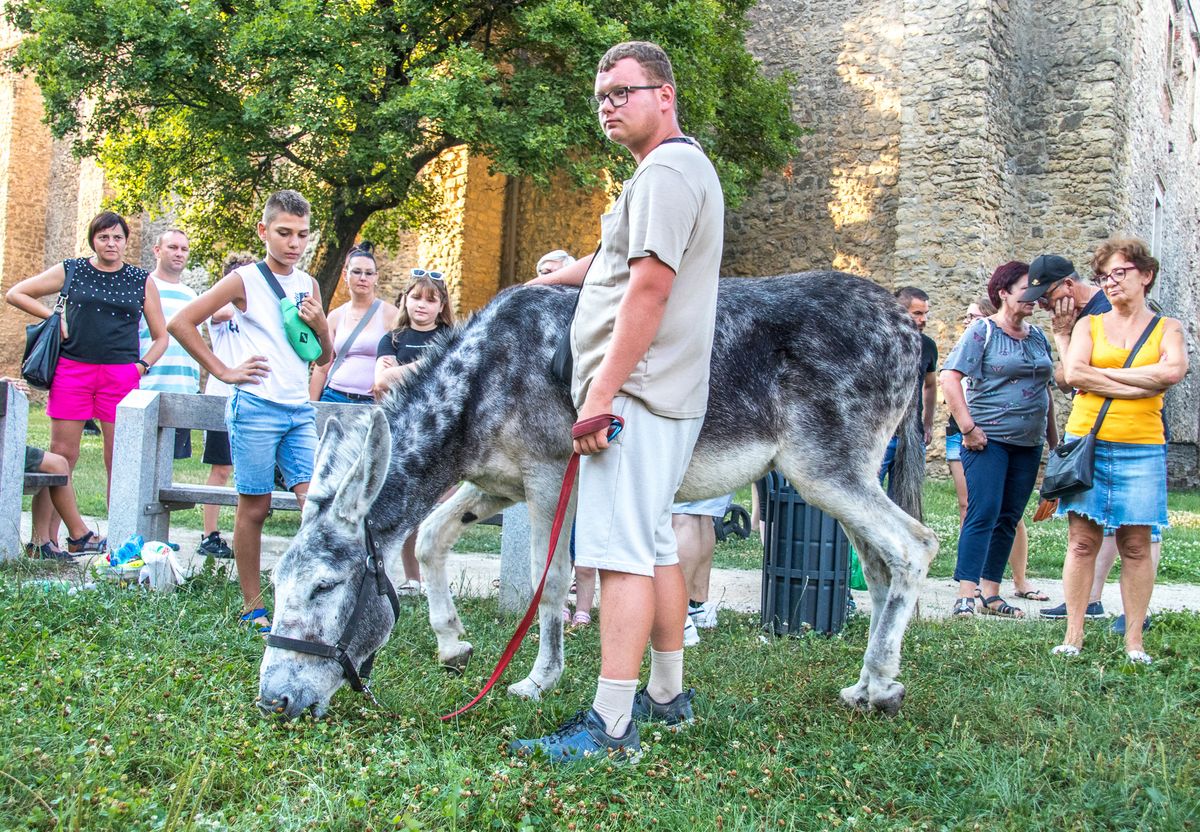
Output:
[47, 357, 140, 423]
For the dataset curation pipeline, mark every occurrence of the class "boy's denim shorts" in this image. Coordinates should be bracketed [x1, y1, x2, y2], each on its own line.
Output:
[226, 388, 317, 495]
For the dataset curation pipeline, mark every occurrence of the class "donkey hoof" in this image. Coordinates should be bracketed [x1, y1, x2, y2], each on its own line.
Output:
[439, 644, 473, 675]
[507, 677, 544, 701]
[868, 682, 906, 716]
[839, 682, 871, 712]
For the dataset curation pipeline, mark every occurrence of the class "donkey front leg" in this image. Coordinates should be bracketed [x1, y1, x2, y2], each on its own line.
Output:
[416, 483, 513, 674]
[507, 481, 576, 700]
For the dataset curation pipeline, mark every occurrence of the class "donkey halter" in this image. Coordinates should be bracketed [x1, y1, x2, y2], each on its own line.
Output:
[265, 518, 400, 699]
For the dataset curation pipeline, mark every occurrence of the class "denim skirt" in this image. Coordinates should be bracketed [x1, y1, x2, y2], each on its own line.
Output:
[1055, 434, 1168, 529]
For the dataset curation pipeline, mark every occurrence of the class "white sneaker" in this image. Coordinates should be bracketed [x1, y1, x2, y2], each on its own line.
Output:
[689, 600, 719, 629]
[396, 579, 423, 597]
[683, 615, 701, 647]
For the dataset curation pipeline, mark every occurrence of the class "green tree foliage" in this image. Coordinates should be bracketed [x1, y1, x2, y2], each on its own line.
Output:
[6, 0, 800, 301]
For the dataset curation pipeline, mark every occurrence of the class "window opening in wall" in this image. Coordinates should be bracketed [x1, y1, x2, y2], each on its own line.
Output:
[1151, 179, 1165, 302]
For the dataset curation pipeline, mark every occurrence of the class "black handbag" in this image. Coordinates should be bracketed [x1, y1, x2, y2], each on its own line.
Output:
[1041, 314, 1161, 500]
[21, 259, 77, 390]
[550, 244, 600, 385]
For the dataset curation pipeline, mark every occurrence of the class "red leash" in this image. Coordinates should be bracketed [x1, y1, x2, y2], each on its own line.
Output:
[440, 413, 624, 721]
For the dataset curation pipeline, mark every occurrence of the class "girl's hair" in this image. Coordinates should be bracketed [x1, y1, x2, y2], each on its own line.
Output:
[391, 272, 455, 343]
[87, 211, 130, 250]
[987, 260, 1029, 309]
[344, 240, 377, 271]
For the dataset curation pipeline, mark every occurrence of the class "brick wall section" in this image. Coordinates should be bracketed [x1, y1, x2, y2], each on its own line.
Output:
[511, 172, 611, 283]
[0, 71, 53, 376]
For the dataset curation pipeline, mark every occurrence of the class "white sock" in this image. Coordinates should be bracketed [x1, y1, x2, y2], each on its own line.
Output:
[647, 648, 684, 705]
[591, 677, 638, 737]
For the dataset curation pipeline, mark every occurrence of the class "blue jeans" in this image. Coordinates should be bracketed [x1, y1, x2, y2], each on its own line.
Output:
[954, 440, 1043, 585]
[878, 436, 926, 488]
[226, 389, 318, 495]
[319, 386, 374, 404]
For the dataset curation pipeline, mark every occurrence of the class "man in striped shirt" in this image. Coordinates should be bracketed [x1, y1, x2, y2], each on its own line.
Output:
[139, 229, 201, 459]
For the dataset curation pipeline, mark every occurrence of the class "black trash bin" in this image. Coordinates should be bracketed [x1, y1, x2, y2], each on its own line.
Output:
[758, 471, 850, 635]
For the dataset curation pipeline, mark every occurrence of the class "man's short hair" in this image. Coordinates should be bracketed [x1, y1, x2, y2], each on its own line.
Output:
[894, 286, 929, 306]
[87, 211, 130, 250]
[598, 41, 676, 88]
[262, 190, 311, 226]
[156, 228, 189, 247]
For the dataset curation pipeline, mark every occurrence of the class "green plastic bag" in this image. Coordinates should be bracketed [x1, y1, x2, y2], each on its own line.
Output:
[849, 544, 868, 591]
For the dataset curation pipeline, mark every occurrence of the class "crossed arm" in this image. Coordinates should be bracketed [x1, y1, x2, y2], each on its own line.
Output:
[1063, 316, 1187, 398]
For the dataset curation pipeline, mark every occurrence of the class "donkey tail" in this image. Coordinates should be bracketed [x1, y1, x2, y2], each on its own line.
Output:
[886, 392, 925, 522]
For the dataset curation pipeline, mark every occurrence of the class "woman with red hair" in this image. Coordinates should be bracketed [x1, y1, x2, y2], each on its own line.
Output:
[940, 261, 1057, 618]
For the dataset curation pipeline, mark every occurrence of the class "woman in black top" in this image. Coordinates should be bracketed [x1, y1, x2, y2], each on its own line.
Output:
[6, 212, 168, 552]
[372, 268, 456, 595]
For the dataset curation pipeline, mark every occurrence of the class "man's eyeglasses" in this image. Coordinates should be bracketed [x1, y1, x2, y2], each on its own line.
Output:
[589, 85, 664, 112]
[1094, 264, 1138, 285]
[412, 268, 444, 281]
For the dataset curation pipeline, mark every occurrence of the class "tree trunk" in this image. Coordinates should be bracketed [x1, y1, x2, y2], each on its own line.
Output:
[308, 204, 373, 311]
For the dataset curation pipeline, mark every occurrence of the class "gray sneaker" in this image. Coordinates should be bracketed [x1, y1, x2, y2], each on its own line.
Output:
[631, 687, 696, 729]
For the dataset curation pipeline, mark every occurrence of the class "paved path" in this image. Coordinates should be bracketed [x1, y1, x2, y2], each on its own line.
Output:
[22, 513, 1200, 621]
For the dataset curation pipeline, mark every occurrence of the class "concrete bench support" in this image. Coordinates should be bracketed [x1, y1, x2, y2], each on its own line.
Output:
[0, 381, 29, 559]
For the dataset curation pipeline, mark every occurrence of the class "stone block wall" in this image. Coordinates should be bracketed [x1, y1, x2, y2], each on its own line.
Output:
[727, 0, 904, 282]
[510, 172, 611, 284]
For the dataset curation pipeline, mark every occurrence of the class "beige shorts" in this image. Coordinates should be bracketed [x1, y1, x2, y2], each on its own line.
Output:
[574, 396, 703, 577]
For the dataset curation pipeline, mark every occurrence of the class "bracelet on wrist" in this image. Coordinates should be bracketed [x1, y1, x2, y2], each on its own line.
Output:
[136, 359, 150, 372]
[963, 424, 977, 435]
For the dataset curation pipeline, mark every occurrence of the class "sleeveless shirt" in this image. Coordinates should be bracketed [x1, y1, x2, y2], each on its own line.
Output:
[1064, 315, 1166, 444]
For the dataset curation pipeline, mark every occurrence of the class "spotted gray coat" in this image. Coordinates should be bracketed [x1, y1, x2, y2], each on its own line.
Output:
[259, 272, 938, 719]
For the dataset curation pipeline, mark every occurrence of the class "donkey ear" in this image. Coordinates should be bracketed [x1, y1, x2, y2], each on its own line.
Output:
[332, 409, 392, 524]
[312, 416, 345, 487]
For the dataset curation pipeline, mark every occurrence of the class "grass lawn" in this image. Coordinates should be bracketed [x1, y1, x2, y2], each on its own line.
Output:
[0, 558, 1197, 831]
[23, 409, 1200, 583]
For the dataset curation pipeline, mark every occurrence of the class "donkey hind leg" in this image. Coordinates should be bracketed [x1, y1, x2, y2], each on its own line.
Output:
[782, 465, 937, 716]
[507, 480, 577, 701]
[415, 483, 514, 674]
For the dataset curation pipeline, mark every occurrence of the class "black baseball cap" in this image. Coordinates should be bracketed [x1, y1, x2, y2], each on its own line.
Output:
[1019, 254, 1078, 302]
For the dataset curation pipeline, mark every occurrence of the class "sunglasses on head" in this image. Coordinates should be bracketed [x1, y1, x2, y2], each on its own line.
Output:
[412, 268, 444, 281]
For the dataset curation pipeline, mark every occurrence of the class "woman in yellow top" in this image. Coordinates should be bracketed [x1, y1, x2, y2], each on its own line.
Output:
[1053, 237, 1187, 664]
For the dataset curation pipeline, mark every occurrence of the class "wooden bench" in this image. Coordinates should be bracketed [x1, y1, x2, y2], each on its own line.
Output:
[108, 390, 364, 545]
[1, 381, 69, 559]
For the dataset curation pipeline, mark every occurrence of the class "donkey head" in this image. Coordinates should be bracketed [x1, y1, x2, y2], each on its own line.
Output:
[258, 408, 396, 719]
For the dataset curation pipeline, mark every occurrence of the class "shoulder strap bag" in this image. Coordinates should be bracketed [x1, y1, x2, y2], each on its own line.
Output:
[1041, 315, 1161, 500]
[256, 261, 323, 362]
[323, 299, 381, 391]
[21, 259, 78, 390]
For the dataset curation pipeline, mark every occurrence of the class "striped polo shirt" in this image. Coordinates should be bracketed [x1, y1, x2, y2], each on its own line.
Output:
[138, 274, 201, 394]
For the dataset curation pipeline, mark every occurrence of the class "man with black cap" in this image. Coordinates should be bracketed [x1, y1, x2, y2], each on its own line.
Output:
[1018, 253, 1109, 393]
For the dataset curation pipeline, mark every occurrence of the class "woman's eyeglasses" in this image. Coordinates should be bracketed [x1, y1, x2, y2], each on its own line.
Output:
[347, 268, 377, 278]
[412, 268, 444, 281]
[1094, 264, 1138, 285]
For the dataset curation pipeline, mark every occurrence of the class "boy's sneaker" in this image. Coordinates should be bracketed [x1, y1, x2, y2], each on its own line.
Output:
[508, 708, 641, 763]
[631, 687, 696, 729]
[1111, 613, 1152, 635]
[688, 600, 719, 629]
[683, 615, 701, 646]
[1040, 600, 1104, 620]
[197, 532, 234, 559]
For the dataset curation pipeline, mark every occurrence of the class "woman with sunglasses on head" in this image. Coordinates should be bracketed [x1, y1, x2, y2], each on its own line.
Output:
[373, 267, 456, 595]
[309, 243, 397, 405]
[1051, 237, 1187, 664]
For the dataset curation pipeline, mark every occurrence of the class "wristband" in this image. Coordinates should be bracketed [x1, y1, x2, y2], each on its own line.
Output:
[136, 359, 151, 372]
[963, 424, 977, 436]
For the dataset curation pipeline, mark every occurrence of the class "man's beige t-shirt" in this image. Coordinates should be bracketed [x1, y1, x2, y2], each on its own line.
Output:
[570, 140, 724, 419]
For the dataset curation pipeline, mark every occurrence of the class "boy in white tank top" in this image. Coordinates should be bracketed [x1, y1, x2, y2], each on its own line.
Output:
[169, 190, 333, 633]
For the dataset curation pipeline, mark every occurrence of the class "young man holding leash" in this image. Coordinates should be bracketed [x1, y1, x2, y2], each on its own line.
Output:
[169, 190, 332, 633]
[513, 41, 725, 762]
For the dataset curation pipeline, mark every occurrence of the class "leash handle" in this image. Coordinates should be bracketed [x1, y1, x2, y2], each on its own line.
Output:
[439, 413, 622, 721]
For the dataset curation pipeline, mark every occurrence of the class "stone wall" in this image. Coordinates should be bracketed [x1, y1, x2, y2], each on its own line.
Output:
[727, 0, 904, 282]
[509, 172, 611, 284]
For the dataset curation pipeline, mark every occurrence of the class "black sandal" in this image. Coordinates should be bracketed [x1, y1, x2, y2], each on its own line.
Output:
[979, 595, 1025, 619]
[952, 597, 976, 617]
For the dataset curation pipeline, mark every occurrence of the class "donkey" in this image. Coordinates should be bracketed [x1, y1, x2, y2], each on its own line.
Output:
[257, 272, 938, 719]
